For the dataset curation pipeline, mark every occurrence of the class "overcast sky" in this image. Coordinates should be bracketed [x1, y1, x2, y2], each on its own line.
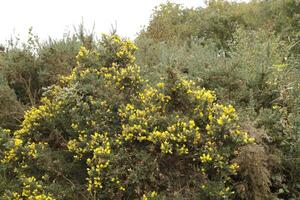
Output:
[0, 0, 209, 43]
[1, 0, 250, 44]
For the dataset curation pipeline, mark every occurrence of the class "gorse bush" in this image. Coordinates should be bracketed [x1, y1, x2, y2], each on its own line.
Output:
[0, 34, 253, 200]
[136, 1, 300, 199]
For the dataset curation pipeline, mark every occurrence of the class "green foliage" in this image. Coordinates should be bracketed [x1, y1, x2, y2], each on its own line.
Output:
[0, 41, 39, 106]
[140, 3, 199, 43]
[140, 0, 300, 52]
[0, 76, 24, 129]
[37, 35, 80, 87]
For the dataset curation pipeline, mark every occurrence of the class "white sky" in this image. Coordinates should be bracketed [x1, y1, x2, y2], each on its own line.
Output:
[0, 0, 208, 44]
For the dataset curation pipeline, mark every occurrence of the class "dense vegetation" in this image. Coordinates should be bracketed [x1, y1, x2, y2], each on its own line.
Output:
[0, 0, 299, 199]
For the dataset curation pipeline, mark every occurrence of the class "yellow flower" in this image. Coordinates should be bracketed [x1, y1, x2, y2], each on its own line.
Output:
[229, 163, 239, 173]
[160, 141, 172, 154]
[189, 120, 195, 128]
[157, 82, 165, 88]
[119, 186, 126, 191]
[14, 138, 23, 146]
[217, 118, 223, 125]
[151, 191, 157, 197]
[200, 153, 212, 163]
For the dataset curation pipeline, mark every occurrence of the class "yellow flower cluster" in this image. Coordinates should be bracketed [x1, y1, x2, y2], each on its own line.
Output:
[113, 35, 138, 64]
[200, 153, 213, 163]
[75, 46, 100, 67]
[1, 137, 47, 167]
[68, 132, 112, 193]
[62, 35, 143, 95]
[141, 191, 158, 200]
[97, 63, 143, 92]
[3, 176, 55, 200]
[119, 78, 250, 150]
[16, 97, 56, 137]
[117, 78, 253, 197]
[229, 163, 239, 174]
[111, 177, 126, 191]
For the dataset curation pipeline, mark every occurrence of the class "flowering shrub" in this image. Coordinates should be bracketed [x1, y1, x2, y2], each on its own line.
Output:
[0, 35, 252, 199]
